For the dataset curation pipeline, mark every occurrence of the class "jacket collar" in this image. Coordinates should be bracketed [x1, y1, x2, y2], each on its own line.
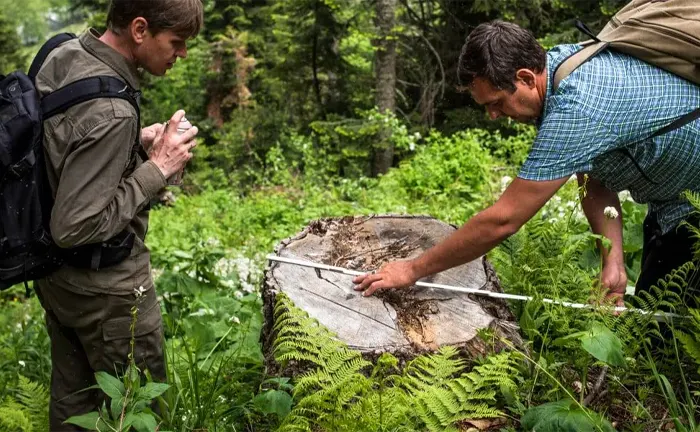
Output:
[79, 28, 141, 90]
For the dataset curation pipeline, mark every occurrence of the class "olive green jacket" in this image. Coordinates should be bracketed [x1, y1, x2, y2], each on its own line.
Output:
[35, 29, 167, 295]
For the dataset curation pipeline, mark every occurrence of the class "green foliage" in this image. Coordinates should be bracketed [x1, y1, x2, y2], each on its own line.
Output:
[554, 322, 625, 367]
[399, 348, 519, 430]
[676, 308, 700, 376]
[0, 403, 32, 432]
[140, 36, 212, 127]
[0, 9, 27, 75]
[66, 309, 170, 431]
[0, 376, 49, 432]
[0, 294, 51, 397]
[521, 399, 615, 432]
[272, 294, 521, 432]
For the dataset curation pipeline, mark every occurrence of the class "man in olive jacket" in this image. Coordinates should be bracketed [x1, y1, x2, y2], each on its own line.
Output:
[34, 0, 203, 428]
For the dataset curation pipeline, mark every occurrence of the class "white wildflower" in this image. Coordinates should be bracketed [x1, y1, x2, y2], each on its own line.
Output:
[234, 291, 244, 299]
[566, 201, 576, 209]
[241, 282, 255, 293]
[603, 206, 619, 219]
[189, 308, 214, 317]
[409, 142, 416, 151]
[151, 268, 164, 282]
[230, 316, 241, 324]
[618, 190, 634, 203]
[15, 323, 22, 330]
[18, 360, 25, 367]
[205, 237, 221, 248]
[220, 278, 237, 289]
[414, 132, 421, 139]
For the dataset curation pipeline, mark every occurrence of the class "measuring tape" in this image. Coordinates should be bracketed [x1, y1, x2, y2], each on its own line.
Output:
[267, 254, 686, 322]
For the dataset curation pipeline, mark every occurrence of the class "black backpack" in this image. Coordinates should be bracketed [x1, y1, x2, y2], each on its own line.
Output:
[0, 33, 145, 291]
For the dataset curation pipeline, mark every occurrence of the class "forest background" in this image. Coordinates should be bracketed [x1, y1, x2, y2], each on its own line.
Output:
[2, 1, 699, 431]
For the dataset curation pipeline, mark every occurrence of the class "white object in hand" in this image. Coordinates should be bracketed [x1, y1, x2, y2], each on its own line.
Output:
[177, 116, 192, 134]
[168, 116, 193, 186]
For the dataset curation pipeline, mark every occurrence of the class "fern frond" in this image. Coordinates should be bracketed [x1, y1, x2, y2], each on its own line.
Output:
[0, 400, 32, 432]
[676, 308, 700, 375]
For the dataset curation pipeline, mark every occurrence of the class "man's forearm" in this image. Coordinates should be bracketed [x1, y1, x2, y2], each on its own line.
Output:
[578, 174, 624, 266]
[411, 206, 518, 279]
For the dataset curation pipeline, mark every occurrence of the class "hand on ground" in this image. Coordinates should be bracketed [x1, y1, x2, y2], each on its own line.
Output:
[599, 262, 628, 308]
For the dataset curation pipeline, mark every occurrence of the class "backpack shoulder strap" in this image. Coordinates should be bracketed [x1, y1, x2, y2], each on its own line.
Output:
[41, 75, 140, 118]
[28, 33, 77, 81]
[41, 75, 148, 160]
[552, 42, 610, 92]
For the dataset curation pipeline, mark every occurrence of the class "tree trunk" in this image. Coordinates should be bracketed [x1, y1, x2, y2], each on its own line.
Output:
[372, 0, 398, 176]
[262, 216, 521, 374]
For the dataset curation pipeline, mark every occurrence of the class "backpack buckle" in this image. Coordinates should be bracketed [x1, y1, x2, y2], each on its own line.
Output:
[8, 150, 36, 179]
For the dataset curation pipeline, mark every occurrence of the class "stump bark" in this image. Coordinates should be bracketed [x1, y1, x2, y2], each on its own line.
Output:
[262, 215, 521, 368]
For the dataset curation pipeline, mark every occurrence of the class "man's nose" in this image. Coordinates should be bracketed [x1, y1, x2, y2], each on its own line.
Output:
[177, 46, 188, 59]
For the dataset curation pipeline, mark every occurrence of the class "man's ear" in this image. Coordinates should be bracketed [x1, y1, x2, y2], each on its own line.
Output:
[515, 69, 538, 89]
[129, 17, 149, 45]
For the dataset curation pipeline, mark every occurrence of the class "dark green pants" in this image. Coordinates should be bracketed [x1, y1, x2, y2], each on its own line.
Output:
[35, 282, 165, 431]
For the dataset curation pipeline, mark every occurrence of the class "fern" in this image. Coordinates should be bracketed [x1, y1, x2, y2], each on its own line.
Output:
[599, 262, 693, 357]
[0, 401, 32, 432]
[271, 294, 516, 432]
[0, 377, 49, 432]
[675, 308, 700, 375]
[399, 347, 520, 431]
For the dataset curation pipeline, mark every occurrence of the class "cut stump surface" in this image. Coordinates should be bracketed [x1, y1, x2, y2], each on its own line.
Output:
[263, 215, 520, 361]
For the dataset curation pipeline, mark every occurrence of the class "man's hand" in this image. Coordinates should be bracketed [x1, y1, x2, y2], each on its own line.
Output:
[600, 262, 627, 307]
[353, 260, 420, 297]
[141, 123, 165, 152]
[148, 110, 198, 179]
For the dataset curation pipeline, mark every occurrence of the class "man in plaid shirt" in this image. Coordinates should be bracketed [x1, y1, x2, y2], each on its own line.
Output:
[354, 20, 700, 309]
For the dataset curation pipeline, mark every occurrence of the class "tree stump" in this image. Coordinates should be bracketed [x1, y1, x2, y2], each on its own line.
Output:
[262, 215, 521, 368]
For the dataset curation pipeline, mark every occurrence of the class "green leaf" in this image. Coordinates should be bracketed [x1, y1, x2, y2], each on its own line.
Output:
[122, 413, 137, 430]
[580, 323, 626, 367]
[64, 412, 102, 430]
[552, 331, 587, 347]
[132, 412, 159, 432]
[95, 371, 126, 400]
[136, 382, 171, 401]
[253, 389, 293, 420]
[521, 400, 616, 432]
[110, 396, 124, 421]
[173, 250, 193, 260]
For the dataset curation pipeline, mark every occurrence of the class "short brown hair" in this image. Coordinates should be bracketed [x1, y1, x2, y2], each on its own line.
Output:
[458, 20, 546, 92]
[107, 0, 204, 39]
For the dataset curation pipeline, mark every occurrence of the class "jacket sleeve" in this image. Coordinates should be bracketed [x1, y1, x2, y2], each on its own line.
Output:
[49, 115, 167, 248]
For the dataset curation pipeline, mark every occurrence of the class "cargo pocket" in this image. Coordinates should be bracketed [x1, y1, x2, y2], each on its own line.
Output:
[101, 294, 165, 379]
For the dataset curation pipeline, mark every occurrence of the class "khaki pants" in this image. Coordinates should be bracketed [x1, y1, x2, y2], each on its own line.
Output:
[35, 282, 165, 431]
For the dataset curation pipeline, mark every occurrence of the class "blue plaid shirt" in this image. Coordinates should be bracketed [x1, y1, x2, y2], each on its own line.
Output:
[519, 44, 700, 233]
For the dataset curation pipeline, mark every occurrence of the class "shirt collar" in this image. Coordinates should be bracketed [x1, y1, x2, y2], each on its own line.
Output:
[79, 28, 141, 90]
